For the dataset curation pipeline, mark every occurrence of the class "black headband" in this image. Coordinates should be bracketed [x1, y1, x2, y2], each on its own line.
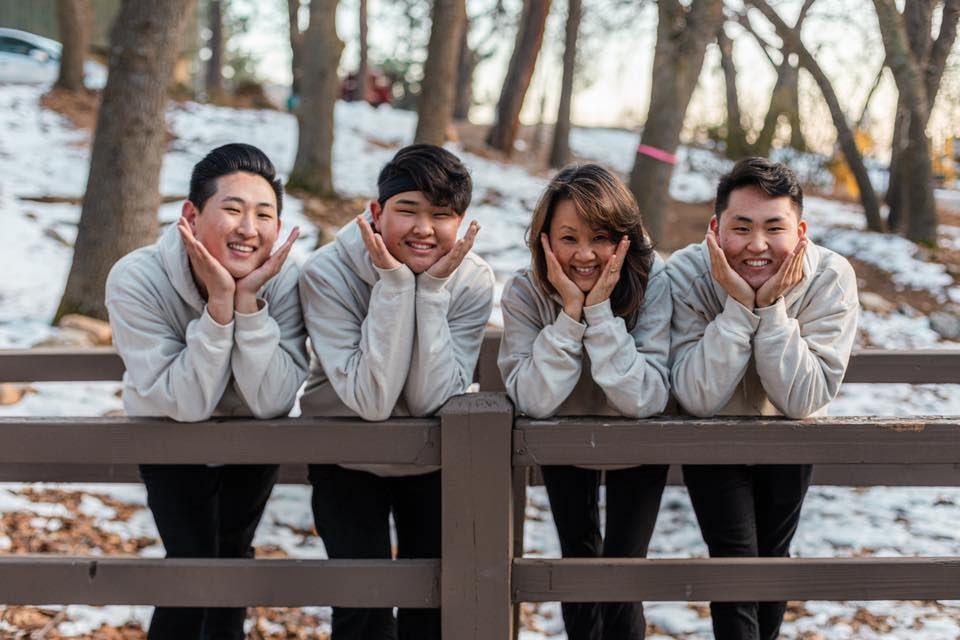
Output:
[377, 174, 420, 206]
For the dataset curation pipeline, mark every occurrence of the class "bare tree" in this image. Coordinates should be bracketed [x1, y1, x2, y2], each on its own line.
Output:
[56, 0, 197, 322]
[486, 0, 552, 154]
[288, 0, 344, 196]
[287, 0, 304, 97]
[548, 0, 582, 168]
[717, 23, 750, 160]
[748, 0, 883, 232]
[414, 0, 467, 145]
[205, 0, 224, 102]
[628, 0, 724, 244]
[454, 15, 478, 120]
[358, 0, 368, 102]
[877, 0, 959, 243]
[54, 0, 91, 92]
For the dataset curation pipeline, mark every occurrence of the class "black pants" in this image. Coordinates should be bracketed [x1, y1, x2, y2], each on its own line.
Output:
[309, 464, 441, 640]
[682, 464, 813, 640]
[139, 464, 278, 640]
[541, 464, 669, 640]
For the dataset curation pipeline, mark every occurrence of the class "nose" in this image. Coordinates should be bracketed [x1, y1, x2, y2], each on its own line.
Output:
[237, 212, 257, 237]
[574, 244, 596, 261]
[746, 233, 768, 253]
[411, 216, 432, 236]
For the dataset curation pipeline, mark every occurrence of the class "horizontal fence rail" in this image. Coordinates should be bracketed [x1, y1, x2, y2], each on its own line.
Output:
[0, 557, 440, 607]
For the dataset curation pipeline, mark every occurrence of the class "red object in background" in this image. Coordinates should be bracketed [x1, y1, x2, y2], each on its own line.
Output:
[342, 67, 393, 107]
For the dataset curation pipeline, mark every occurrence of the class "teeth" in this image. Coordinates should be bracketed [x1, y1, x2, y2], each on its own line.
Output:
[573, 266, 597, 274]
[228, 243, 255, 253]
[745, 260, 769, 267]
[408, 242, 433, 250]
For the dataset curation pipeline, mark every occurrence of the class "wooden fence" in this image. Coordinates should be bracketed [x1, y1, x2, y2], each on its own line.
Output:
[2, 332, 960, 638]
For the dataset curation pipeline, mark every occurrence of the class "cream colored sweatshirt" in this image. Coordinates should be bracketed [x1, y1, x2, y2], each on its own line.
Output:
[498, 254, 672, 420]
[298, 212, 495, 476]
[105, 223, 310, 425]
[666, 239, 859, 419]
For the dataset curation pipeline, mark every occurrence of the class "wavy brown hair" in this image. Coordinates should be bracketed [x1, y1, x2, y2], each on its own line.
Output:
[527, 164, 654, 328]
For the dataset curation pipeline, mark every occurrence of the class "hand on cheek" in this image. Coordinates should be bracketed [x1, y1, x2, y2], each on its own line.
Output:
[584, 235, 629, 308]
[427, 220, 479, 279]
[706, 228, 755, 310]
[234, 226, 301, 314]
[358, 215, 402, 271]
[541, 233, 585, 322]
[755, 238, 807, 308]
[178, 217, 235, 324]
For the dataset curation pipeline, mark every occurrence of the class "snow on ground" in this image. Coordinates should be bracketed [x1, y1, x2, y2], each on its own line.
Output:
[3, 84, 960, 637]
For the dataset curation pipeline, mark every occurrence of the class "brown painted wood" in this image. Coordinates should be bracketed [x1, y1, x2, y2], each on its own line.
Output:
[513, 557, 960, 602]
[441, 393, 515, 639]
[0, 463, 311, 484]
[0, 557, 438, 607]
[513, 417, 960, 466]
[5, 344, 960, 385]
[0, 417, 439, 465]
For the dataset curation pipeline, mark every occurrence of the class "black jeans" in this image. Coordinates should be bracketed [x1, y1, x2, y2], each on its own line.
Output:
[309, 464, 441, 640]
[139, 464, 278, 640]
[541, 464, 669, 640]
[682, 464, 813, 640]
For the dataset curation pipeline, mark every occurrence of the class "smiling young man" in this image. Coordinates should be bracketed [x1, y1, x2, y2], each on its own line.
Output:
[298, 144, 494, 640]
[105, 143, 309, 639]
[666, 157, 859, 640]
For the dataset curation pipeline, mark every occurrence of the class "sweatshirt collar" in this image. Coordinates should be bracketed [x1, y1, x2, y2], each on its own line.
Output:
[334, 209, 380, 286]
[158, 222, 207, 313]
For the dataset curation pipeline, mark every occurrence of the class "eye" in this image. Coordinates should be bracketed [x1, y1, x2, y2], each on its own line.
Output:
[768, 226, 785, 232]
[734, 226, 750, 233]
[257, 212, 274, 220]
[396, 209, 416, 215]
[593, 234, 610, 243]
[224, 207, 241, 214]
[560, 235, 577, 243]
[433, 211, 453, 218]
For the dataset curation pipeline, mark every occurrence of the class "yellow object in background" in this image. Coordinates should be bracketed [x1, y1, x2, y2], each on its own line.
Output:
[828, 129, 874, 199]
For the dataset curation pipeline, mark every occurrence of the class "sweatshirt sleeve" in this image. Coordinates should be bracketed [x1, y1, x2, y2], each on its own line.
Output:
[105, 265, 233, 422]
[403, 261, 495, 417]
[230, 263, 310, 418]
[582, 268, 671, 418]
[299, 257, 416, 421]
[497, 275, 585, 419]
[753, 262, 859, 418]
[669, 284, 759, 417]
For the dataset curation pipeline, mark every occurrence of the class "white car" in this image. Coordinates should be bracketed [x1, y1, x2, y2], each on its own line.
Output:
[0, 27, 106, 88]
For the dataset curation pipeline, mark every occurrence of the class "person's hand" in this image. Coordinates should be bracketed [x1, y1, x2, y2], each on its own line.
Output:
[706, 228, 755, 310]
[756, 238, 807, 308]
[427, 220, 480, 279]
[541, 233, 585, 322]
[178, 217, 235, 324]
[234, 227, 300, 314]
[358, 215, 402, 270]
[584, 235, 630, 308]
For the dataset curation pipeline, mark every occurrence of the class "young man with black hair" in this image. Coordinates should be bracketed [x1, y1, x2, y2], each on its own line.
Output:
[299, 143, 494, 640]
[105, 143, 309, 639]
[666, 157, 859, 640]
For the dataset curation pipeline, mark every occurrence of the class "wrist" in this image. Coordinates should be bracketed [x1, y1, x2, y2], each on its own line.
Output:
[206, 294, 234, 325]
[563, 301, 583, 323]
[234, 289, 260, 314]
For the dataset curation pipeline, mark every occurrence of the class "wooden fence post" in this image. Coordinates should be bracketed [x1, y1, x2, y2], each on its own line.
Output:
[440, 392, 515, 639]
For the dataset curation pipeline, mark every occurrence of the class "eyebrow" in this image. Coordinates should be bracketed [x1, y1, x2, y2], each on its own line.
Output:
[222, 195, 275, 209]
[395, 198, 422, 206]
[731, 215, 784, 224]
[558, 225, 579, 232]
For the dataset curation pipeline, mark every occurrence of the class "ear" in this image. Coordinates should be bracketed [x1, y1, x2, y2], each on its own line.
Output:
[797, 219, 807, 238]
[369, 199, 382, 227]
[182, 201, 199, 230]
[709, 216, 719, 234]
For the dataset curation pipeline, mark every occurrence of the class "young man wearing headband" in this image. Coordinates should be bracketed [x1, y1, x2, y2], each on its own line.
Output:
[298, 144, 494, 640]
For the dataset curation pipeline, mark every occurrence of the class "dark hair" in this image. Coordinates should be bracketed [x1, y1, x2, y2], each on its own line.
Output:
[527, 164, 654, 328]
[715, 157, 803, 218]
[189, 143, 284, 214]
[377, 144, 472, 214]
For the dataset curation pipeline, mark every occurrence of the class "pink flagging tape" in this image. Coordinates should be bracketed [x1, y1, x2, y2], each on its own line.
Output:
[636, 144, 678, 165]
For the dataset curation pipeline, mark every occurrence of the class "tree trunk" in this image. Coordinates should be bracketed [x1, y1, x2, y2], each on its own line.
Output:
[879, 0, 959, 242]
[205, 0, 224, 102]
[358, 0, 368, 102]
[287, 0, 304, 96]
[749, 0, 883, 231]
[628, 0, 724, 244]
[485, 0, 552, 154]
[55, 0, 197, 322]
[54, 0, 91, 92]
[717, 24, 749, 160]
[454, 16, 478, 121]
[548, 0, 582, 168]
[288, 0, 343, 196]
[415, 0, 467, 145]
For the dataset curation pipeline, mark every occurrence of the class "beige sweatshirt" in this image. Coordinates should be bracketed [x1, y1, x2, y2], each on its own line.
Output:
[498, 254, 672, 420]
[298, 212, 495, 476]
[666, 239, 859, 419]
[105, 223, 309, 424]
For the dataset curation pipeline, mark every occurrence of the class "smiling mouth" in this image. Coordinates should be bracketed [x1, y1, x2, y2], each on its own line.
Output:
[744, 259, 772, 268]
[571, 266, 599, 276]
[228, 242, 256, 255]
[405, 240, 436, 253]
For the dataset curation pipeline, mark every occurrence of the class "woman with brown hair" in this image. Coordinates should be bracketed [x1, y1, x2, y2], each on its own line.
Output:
[498, 163, 672, 640]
